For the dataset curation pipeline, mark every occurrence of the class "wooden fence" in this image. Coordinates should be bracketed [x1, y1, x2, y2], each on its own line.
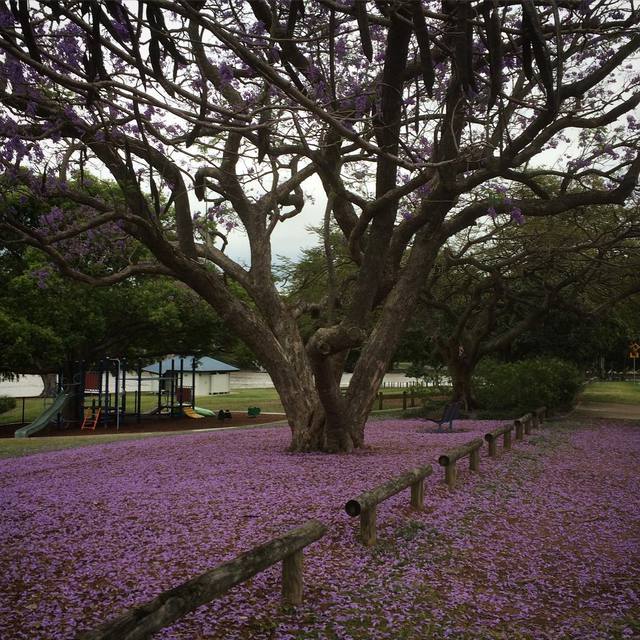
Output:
[437, 438, 484, 489]
[79, 520, 326, 640]
[344, 464, 433, 546]
[484, 423, 513, 457]
[374, 389, 425, 410]
[82, 405, 550, 636]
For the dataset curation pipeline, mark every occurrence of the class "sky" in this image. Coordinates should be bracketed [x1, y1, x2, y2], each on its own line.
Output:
[224, 176, 326, 266]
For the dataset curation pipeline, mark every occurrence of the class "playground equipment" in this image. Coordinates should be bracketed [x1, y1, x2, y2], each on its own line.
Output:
[14, 391, 72, 438]
[13, 357, 203, 437]
[81, 406, 102, 431]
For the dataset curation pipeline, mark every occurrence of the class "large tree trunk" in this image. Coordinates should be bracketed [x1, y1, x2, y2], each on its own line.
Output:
[447, 357, 477, 411]
[39, 373, 58, 398]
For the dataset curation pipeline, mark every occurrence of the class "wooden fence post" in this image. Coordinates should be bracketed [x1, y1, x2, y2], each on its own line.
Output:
[438, 438, 484, 490]
[282, 550, 303, 604]
[360, 506, 377, 546]
[469, 448, 480, 472]
[504, 429, 512, 450]
[410, 389, 415, 407]
[524, 416, 532, 435]
[514, 419, 524, 440]
[410, 479, 424, 510]
[487, 437, 497, 457]
[445, 463, 457, 489]
[378, 392, 383, 410]
[402, 391, 407, 410]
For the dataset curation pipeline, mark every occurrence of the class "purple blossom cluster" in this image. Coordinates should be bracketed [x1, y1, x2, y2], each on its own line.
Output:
[0, 419, 638, 639]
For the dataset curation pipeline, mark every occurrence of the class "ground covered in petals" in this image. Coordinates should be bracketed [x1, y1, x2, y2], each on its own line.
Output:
[1, 418, 639, 639]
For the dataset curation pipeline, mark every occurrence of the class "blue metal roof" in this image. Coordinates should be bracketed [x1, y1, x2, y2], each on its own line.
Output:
[143, 356, 239, 374]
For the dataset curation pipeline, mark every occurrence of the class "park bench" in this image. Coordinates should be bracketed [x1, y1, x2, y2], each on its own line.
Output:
[422, 401, 461, 432]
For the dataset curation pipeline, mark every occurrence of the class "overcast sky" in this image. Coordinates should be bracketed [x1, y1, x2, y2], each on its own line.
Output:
[224, 176, 326, 266]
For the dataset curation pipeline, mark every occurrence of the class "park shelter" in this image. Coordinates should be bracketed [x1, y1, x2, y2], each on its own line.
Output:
[143, 356, 238, 395]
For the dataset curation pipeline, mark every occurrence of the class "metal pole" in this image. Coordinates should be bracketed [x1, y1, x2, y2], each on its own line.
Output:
[121, 357, 127, 422]
[104, 360, 110, 428]
[113, 358, 121, 431]
[158, 359, 163, 415]
[137, 360, 142, 423]
[192, 357, 196, 409]
[179, 357, 185, 406]
[170, 358, 176, 416]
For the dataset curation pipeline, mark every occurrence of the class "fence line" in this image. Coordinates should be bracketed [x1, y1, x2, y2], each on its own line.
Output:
[79, 520, 327, 640]
[78, 404, 549, 636]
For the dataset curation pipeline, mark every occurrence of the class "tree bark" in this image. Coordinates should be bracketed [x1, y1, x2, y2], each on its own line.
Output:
[447, 357, 477, 411]
[39, 373, 58, 398]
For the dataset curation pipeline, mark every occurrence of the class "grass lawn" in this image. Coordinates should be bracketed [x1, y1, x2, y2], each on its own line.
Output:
[580, 381, 640, 405]
[0, 433, 159, 459]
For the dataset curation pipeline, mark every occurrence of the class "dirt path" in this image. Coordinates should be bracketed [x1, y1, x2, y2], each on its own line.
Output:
[574, 401, 640, 420]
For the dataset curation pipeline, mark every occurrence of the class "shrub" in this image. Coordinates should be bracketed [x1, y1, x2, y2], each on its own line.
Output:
[0, 395, 17, 414]
[473, 357, 582, 413]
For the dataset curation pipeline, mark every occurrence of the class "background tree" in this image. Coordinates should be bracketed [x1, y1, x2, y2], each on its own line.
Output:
[0, 181, 243, 387]
[1, 2, 639, 451]
[405, 205, 640, 407]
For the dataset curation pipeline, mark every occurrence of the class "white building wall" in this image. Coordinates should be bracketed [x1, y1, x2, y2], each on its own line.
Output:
[209, 373, 230, 394]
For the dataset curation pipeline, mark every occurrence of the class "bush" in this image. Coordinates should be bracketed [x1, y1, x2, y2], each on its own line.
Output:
[473, 357, 582, 414]
[0, 395, 17, 414]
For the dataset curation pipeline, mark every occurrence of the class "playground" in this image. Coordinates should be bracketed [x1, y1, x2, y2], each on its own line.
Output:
[2, 358, 284, 440]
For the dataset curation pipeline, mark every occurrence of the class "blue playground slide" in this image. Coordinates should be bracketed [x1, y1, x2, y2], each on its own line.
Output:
[14, 392, 71, 438]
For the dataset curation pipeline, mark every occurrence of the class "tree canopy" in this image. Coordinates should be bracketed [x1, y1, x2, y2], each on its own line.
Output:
[1, 1, 639, 451]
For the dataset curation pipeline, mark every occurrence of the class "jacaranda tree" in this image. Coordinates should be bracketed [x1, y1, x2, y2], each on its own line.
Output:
[1, 1, 639, 451]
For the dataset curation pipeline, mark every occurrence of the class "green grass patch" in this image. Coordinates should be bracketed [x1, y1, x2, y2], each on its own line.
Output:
[0, 433, 157, 459]
[580, 381, 640, 405]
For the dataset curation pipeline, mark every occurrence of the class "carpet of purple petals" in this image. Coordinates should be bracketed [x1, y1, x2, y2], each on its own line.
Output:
[1, 418, 639, 639]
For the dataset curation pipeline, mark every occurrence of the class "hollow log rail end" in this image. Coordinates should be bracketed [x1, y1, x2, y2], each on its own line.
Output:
[78, 520, 327, 640]
[344, 464, 433, 545]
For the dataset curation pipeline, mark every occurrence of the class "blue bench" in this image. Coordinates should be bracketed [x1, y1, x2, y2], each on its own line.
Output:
[423, 401, 461, 432]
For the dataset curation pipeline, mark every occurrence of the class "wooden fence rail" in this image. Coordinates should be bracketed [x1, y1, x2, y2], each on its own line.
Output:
[344, 464, 433, 546]
[484, 423, 513, 457]
[374, 390, 424, 410]
[78, 520, 327, 640]
[438, 438, 484, 489]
